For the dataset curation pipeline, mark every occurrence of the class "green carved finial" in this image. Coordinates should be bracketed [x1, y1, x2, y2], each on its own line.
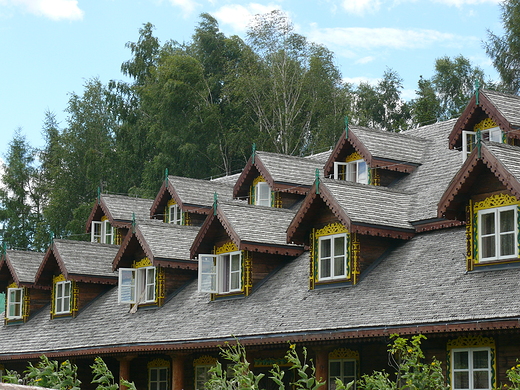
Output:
[132, 212, 136, 233]
[252, 143, 256, 164]
[315, 168, 320, 195]
[50, 232, 54, 245]
[2, 242, 6, 255]
[213, 192, 218, 216]
[475, 80, 480, 105]
[165, 168, 169, 184]
[345, 116, 349, 139]
[97, 187, 101, 203]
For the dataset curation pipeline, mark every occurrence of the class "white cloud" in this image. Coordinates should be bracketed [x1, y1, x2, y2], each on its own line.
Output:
[2, 0, 83, 20]
[432, 0, 502, 5]
[309, 27, 465, 50]
[167, 0, 199, 17]
[214, 3, 281, 33]
[341, 0, 381, 15]
[356, 56, 376, 64]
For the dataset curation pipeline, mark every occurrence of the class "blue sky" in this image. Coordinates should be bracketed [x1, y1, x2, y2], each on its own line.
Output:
[0, 0, 505, 161]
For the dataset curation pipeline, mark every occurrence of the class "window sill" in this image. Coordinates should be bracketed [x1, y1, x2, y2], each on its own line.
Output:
[314, 280, 353, 290]
[470, 259, 520, 272]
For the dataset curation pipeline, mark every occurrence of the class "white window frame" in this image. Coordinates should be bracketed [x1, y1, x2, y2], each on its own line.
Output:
[333, 160, 368, 184]
[255, 181, 271, 206]
[318, 233, 347, 281]
[452, 348, 492, 390]
[198, 251, 242, 294]
[195, 365, 213, 390]
[55, 280, 71, 315]
[7, 287, 23, 320]
[91, 220, 115, 244]
[168, 204, 182, 225]
[478, 205, 518, 262]
[462, 128, 502, 162]
[329, 358, 356, 390]
[118, 266, 156, 304]
[149, 366, 168, 390]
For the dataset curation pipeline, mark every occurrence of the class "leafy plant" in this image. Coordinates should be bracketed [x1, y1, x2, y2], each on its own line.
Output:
[91, 356, 136, 390]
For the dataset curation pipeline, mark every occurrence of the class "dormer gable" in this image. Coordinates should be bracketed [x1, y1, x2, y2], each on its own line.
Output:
[323, 126, 425, 187]
[112, 220, 199, 310]
[0, 250, 49, 324]
[287, 178, 414, 288]
[438, 141, 520, 271]
[449, 89, 520, 160]
[191, 200, 304, 299]
[150, 176, 234, 226]
[233, 150, 324, 208]
[35, 240, 118, 318]
[85, 193, 154, 244]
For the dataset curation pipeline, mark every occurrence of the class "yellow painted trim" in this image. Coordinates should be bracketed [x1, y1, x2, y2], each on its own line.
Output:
[101, 216, 109, 222]
[345, 152, 362, 163]
[148, 359, 170, 369]
[214, 242, 239, 255]
[252, 175, 266, 186]
[193, 356, 217, 366]
[474, 118, 498, 132]
[315, 222, 348, 238]
[329, 348, 360, 360]
[474, 194, 519, 211]
[133, 257, 152, 268]
[167, 199, 177, 207]
[7, 282, 17, 289]
[53, 274, 66, 283]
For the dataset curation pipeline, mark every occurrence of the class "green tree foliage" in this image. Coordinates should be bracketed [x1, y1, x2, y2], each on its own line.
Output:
[42, 78, 118, 240]
[351, 69, 410, 132]
[0, 130, 47, 251]
[337, 334, 448, 390]
[205, 341, 325, 390]
[485, 0, 520, 94]
[409, 76, 442, 127]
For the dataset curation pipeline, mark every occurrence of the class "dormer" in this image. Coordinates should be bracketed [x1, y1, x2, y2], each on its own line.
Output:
[150, 176, 234, 226]
[112, 219, 200, 310]
[449, 89, 520, 162]
[233, 150, 324, 209]
[86, 193, 154, 245]
[324, 125, 426, 187]
[35, 240, 118, 318]
[191, 200, 304, 300]
[0, 250, 49, 325]
[438, 140, 520, 272]
[287, 178, 414, 288]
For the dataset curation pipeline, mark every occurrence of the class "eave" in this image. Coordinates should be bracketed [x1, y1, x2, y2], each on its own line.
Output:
[2, 317, 519, 361]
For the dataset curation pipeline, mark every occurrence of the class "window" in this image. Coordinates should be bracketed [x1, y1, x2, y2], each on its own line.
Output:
[55, 281, 71, 314]
[195, 365, 213, 390]
[255, 181, 271, 206]
[462, 127, 502, 161]
[149, 367, 168, 390]
[478, 205, 518, 262]
[452, 348, 491, 390]
[7, 287, 23, 319]
[318, 233, 347, 281]
[329, 359, 356, 390]
[168, 204, 182, 225]
[333, 160, 368, 184]
[91, 220, 115, 244]
[198, 251, 242, 294]
[118, 266, 156, 304]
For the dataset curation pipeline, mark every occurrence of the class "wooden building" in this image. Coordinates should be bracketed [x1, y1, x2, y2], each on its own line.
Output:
[1, 89, 520, 390]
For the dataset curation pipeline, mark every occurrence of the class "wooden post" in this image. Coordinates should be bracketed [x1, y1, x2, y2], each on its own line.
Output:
[117, 355, 136, 390]
[170, 353, 186, 390]
[314, 349, 328, 390]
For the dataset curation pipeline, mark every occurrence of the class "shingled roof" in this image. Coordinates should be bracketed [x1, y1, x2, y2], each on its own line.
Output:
[0, 250, 44, 286]
[2, 226, 520, 359]
[113, 219, 200, 270]
[36, 240, 118, 285]
[86, 193, 154, 231]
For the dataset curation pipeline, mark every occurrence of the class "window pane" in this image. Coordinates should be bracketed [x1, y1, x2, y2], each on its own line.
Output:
[231, 254, 241, 271]
[329, 361, 341, 376]
[357, 161, 367, 183]
[343, 361, 355, 377]
[346, 163, 357, 182]
[481, 213, 495, 235]
[334, 236, 345, 256]
[454, 372, 469, 389]
[454, 351, 469, 369]
[473, 351, 489, 369]
[150, 369, 158, 381]
[159, 369, 167, 381]
[473, 371, 489, 389]
[159, 383, 167, 390]
[321, 238, 331, 259]
[230, 272, 240, 290]
[500, 209, 514, 232]
[481, 236, 495, 259]
[321, 258, 331, 278]
[333, 256, 345, 277]
[500, 232, 515, 256]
